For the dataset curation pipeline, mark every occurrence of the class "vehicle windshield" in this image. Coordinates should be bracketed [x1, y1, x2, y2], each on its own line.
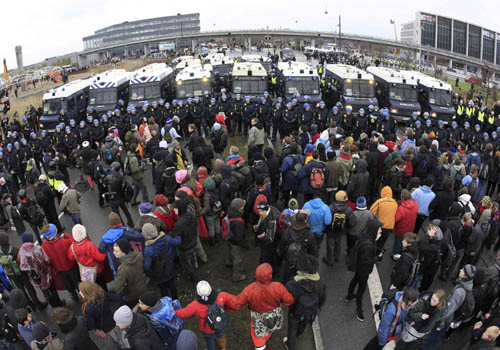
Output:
[89, 88, 117, 105]
[389, 84, 418, 102]
[343, 79, 375, 98]
[176, 79, 211, 98]
[130, 84, 161, 100]
[232, 77, 268, 94]
[214, 64, 233, 76]
[428, 89, 452, 107]
[43, 99, 66, 115]
[261, 62, 272, 72]
[285, 78, 320, 95]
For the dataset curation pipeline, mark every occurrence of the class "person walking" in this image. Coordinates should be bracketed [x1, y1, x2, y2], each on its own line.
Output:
[370, 186, 398, 260]
[126, 144, 149, 206]
[57, 183, 82, 225]
[226, 198, 250, 282]
[302, 191, 332, 255]
[393, 189, 418, 259]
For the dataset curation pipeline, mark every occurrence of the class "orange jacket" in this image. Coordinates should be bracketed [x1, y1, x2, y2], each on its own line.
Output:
[370, 186, 398, 229]
[227, 263, 295, 314]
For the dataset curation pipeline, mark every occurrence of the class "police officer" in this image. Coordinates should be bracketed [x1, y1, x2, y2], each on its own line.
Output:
[104, 162, 134, 227]
[241, 96, 255, 137]
[299, 103, 313, 126]
[459, 121, 471, 144]
[116, 99, 126, 115]
[353, 108, 368, 140]
[315, 101, 329, 131]
[283, 102, 298, 137]
[53, 124, 65, 154]
[177, 100, 189, 138]
[329, 106, 342, 127]
[207, 97, 219, 130]
[342, 105, 354, 136]
[435, 120, 447, 145]
[271, 102, 283, 142]
[447, 121, 460, 146]
[231, 94, 243, 136]
[470, 124, 481, 145]
[218, 94, 232, 134]
[414, 120, 424, 139]
[190, 97, 205, 136]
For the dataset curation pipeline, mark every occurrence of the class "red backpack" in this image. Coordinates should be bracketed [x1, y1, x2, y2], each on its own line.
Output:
[310, 167, 325, 189]
[221, 216, 244, 240]
[404, 160, 413, 177]
[253, 193, 268, 215]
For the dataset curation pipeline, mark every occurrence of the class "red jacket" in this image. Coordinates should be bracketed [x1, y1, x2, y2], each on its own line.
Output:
[41, 234, 75, 272]
[227, 263, 295, 314]
[394, 199, 419, 237]
[67, 238, 106, 273]
[176, 292, 235, 334]
[153, 208, 178, 232]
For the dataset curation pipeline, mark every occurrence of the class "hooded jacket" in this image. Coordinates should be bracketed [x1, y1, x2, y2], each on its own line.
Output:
[448, 202, 464, 249]
[285, 272, 327, 318]
[153, 206, 177, 232]
[348, 209, 374, 237]
[107, 251, 148, 303]
[248, 123, 265, 147]
[346, 159, 369, 200]
[143, 232, 181, 284]
[418, 226, 443, 270]
[298, 159, 328, 194]
[328, 200, 356, 237]
[394, 199, 418, 237]
[337, 152, 354, 187]
[279, 154, 304, 192]
[370, 187, 398, 229]
[219, 164, 239, 211]
[228, 263, 295, 314]
[228, 198, 248, 248]
[41, 233, 75, 272]
[391, 243, 418, 289]
[411, 185, 436, 216]
[377, 291, 410, 346]
[429, 189, 455, 221]
[67, 238, 106, 274]
[17, 243, 53, 290]
[303, 198, 332, 235]
[6, 289, 27, 327]
[171, 199, 198, 252]
[356, 218, 383, 276]
[124, 313, 163, 350]
[439, 278, 474, 324]
[98, 226, 144, 276]
[279, 217, 317, 264]
[59, 316, 99, 350]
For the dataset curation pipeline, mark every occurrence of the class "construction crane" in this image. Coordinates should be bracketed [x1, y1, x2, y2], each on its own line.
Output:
[390, 19, 398, 57]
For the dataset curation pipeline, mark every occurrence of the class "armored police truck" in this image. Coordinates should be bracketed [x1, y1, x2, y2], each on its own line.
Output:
[40, 78, 92, 131]
[231, 62, 268, 102]
[324, 64, 378, 114]
[277, 61, 321, 103]
[129, 63, 175, 107]
[241, 55, 273, 72]
[174, 59, 202, 74]
[366, 66, 421, 122]
[408, 71, 455, 123]
[88, 69, 134, 113]
[209, 54, 234, 92]
[175, 64, 213, 102]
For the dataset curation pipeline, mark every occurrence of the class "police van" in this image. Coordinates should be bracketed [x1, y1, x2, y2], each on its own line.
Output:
[231, 62, 267, 102]
[408, 71, 455, 123]
[209, 54, 234, 91]
[174, 58, 202, 73]
[241, 55, 273, 72]
[366, 66, 421, 122]
[40, 78, 92, 131]
[129, 63, 175, 108]
[171, 55, 194, 66]
[175, 64, 213, 102]
[277, 61, 321, 103]
[324, 64, 378, 114]
[88, 69, 134, 113]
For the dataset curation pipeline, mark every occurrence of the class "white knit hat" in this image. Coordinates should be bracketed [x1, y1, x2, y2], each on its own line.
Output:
[196, 280, 212, 301]
[72, 224, 87, 242]
[57, 183, 68, 193]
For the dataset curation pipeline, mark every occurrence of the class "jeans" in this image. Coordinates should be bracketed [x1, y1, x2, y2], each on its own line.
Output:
[475, 179, 488, 203]
[228, 243, 245, 281]
[70, 213, 82, 225]
[286, 314, 309, 350]
[132, 178, 149, 203]
[314, 234, 323, 257]
[392, 235, 403, 256]
[195, 236, 207, 263]
[158, 278, 178, 300]
[205, 215, 221, 238]
[180, 248, 199, 283]
[58, 266, 79, 298]
[201, 330, 224, 350]
[326, 234, 341, 263]
[348, 271, 369, 309]
[111, 200, 134, 227]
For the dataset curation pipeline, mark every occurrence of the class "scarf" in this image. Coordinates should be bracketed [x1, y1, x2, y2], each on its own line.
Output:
[145, 231, 165, 247]
[175, 150, 186, 170]
[294, 271, 320, 282]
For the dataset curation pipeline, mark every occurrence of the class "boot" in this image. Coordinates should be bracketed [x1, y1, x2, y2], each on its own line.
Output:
[215, 336, 227, 350]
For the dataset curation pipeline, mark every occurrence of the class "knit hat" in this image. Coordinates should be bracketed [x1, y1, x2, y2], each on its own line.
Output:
[175, 169, 188, 184]
[42, 224, 57, 240]
[57, 183, 68, 193]
[113, 305, 133, 326]
[139, 202, 153, 214]
[203, 177, 216, 191]
[142, 223, 158, 240]
[482, 196, 492, 207]
[294, 209, 311, 223]
[356, 196, 367, 210]
[21, 232, 33, 243]
[288, 198, 299, 211]
[139, 291, 159, 307]
[38, 174, 47, 182]
[297, 253, 319, 274]
[462, 175, 473, 186]
[32, 322, 50, 342]
[115, 238, 132, 255]
[464, 264, 476, 280]
[196, 280, 212, 302]
[72, 224, 87, 242]
[335, 190, 348, 201]
[153, 153, 162, 162]
[213, 122, 221, 131]
[159, 140, 168, 149]
[154, 194, 169, 207]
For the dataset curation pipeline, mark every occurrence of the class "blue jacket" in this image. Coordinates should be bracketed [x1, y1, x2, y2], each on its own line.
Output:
[466, 152, 481, 172]
[303, 198, 332, 235]
[411, 186, 436, 216]
[298, 159, 328, 194]
[377, 291, 409, 346]
[247, 185, 272, 212]
[279, 154, 303, 192]
[99, 225, 144, 276]
[18, 323, 34, 346]
[143, 234, 181, 283]
[144, 296, 184, 349]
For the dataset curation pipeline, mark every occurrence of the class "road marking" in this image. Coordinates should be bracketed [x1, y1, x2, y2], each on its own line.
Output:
[368, 265, 395, 350]
[312, 317, 325, 350]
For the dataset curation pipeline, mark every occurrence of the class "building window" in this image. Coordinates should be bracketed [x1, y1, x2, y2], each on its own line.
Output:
[453, 20, 467, 55]
[468, 24, 481, 59]
[437, 17, 451, 51]
[496, 40, 500, 65]
[420, 13, 436, 47]
[483, 31, 495, 63]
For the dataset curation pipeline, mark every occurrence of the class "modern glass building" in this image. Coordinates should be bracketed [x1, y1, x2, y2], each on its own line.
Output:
[400, 11, 499, 66]
[82, 13, 200, 51]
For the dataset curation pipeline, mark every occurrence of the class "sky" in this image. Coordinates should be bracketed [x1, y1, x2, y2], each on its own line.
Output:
[3, 0, 500, 67]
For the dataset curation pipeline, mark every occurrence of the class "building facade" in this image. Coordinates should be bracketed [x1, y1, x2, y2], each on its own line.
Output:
[15, 46, 23, 71]
[82, 13, 200, 51]
[400, 11, 499, 65]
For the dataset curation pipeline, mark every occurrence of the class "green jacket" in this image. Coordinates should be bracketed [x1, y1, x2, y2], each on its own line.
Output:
[127, 151, 144, 181]
[108, 251, 148, 303]
[59, 189, 81, 214]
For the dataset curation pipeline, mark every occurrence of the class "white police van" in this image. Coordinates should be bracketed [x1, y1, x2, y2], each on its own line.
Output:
[175, 64, 213, 102]
[129, 63, 175, 107]
[277, 61, 321, 103]
[241, 55, 273, 72]
[40, 78, 92, 131]
[231, 62, 267, 102]
[366, 66, 421, 122]
[88, 69, 134, 113]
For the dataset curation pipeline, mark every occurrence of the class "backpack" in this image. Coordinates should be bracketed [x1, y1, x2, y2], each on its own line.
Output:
[163, 167, 178, 196]
[220, 132, 228, 149]
[0, 247, 21, 277]
[331, 212, 346, 232]
[232, 163, 253, 194]
[452, 286, 475, 325]
[122, 180, 134, 202]
[123, 157, 132, 176]
[345, 240, 370, 272]
[104, 145, 115, 164]
[34, 185, 49, 205]
[309, 167, 325, 189]
[454, 169, 464, 191]
[150, 248, 169, 279]
[294, 283, 320, 322]
[206, 301, 229, 331]
[405, 253, 421, 288]
[479, 162, 489, 180]
[221, 216, 243, 240]
[289, 156, 303, 176]
[208, 191, 223, 214]
[252, 160, 271, 185]
[374, 289, 398, 321]
[253, 193, 268, 215]
[26, 204, 44, 225]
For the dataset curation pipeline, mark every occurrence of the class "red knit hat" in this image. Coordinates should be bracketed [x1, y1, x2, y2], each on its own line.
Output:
[154, 194, 169, 207]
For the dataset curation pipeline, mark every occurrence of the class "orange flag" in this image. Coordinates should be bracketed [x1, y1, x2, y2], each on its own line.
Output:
[3, 59, 9, 81]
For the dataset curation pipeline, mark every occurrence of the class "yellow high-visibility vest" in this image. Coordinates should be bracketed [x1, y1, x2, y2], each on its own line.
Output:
[478, 111, 485, 123]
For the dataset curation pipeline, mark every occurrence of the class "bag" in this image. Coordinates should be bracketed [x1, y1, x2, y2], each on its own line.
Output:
[452, 286, 475, 326]
[345, 240, 370, 272]
[150, 249, 169, 279]
[294, 284, 320, 321]
[454, 170, 464, 191]
[289, 156, 303, 176]
[331, 212, 346, 232]
[34, 185, 49, 205]
[405, 253, 421, 287]
[253, 193, 268, 215]
[374, 289, 397, 321]
[479, 162, 489, 180]
[26, 204, 44, 225]
[284, 232, 309, 267]
[251, 305, 284, 338]
[232, 162, 253, 194]
[206, 302, 229, 331]
[309, 167, 325, 189]
[123, 157, 132, 176]
[0, 313, 19, 343]
[71, 245, 97, 283]
[0, 248, 21, 277]
[122, 180, 134, 202]
[104, 145, 115, 164]
[221, 216, 243, 241]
